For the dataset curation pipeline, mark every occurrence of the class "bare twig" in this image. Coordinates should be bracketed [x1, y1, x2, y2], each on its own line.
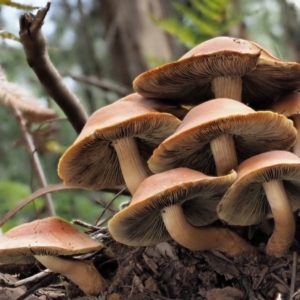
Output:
[10, 104, 55, 216]
[95, 187, 127, 226]
[19, 2, 88, 134]
[290, 252, 297, 300]
[8, 270, 52, 288]
[0, 183, 71, 226]
[15, 272, 56, 300]
[72, 219, 101, 232]
[271, 273, 290, 291]
[64, 72, 131, 96]
[0, 184, 130, 227]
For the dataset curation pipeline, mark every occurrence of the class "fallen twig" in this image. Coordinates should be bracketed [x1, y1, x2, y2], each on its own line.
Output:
[290, 251, 297, 300]
[10, 104, 55, 216]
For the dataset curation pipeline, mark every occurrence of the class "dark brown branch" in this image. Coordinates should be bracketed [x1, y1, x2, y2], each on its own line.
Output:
[64, 72, 131, 97]
[19, 2, 88, 134]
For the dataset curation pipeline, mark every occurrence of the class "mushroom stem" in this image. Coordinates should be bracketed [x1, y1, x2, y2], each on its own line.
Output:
[292, 115, 300, 156]
[211, 77, 242, 101]
[35, 255, 108, 296]
[113, 137, 149, 194]
[262, 180, 295, 257]
[210, 134, 238, 175]
[161, 205, 254, 256]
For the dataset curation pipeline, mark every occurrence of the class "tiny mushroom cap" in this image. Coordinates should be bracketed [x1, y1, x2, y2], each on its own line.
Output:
[118, 93, 189, 120]
[134, 36, 300, 107]
[108, 168, 254, 257]
[268, 92, 300, 156]
[217, 150, 300, 257]
[58, 100, 180, 194]
[148, 98, 297, 176]
[0, 217, 107, 295]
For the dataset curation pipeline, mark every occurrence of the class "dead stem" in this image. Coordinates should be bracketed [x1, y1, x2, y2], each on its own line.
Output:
[11, 105, 55, 216]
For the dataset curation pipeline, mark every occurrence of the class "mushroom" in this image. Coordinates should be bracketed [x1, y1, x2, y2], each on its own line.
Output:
[268, 92, 300, 156]
[58, 100, 180, 194]
[118, 93, 189, 120]
[133, 36, 300, 107]
[0, 217, 108, 295]
[217, 150, 300, 257]
[108, 168, 254, 257]
[134, 36, 260, 103]
[148, 98, 297, 176]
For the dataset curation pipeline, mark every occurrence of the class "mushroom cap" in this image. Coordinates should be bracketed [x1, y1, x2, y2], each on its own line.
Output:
[108, 168, 237, 246]
[0, 217, 103, 263]
[134, 36, 260, 105]
[148, 98, 297, 175]
[58, 100, 180, 190]
[217, 151, 300, 226]
[118, 93, 189, 120]
[268, 92, 300, 117]
[133, 36, 300, 107]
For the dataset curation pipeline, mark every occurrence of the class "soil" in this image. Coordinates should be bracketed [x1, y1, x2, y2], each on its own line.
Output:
[1, 223, 300, 300]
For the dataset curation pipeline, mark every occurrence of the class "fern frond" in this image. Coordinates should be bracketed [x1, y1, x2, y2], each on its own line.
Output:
[0, 0, 38, 10]
[152, 0, 239, 48]
[0, 31, 20, 42]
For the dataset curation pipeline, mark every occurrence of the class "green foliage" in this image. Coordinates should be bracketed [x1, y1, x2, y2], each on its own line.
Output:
[152, 0, 239, 47]
[0, 181, 43, 232]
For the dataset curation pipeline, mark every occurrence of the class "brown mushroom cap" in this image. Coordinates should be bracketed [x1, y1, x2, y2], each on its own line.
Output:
[0, 217, 107, 295]
[134, 36, 260, 105]
[118, 93, 188, 120]
[269, 92, 300, 117]
[58, 100, 180, 190]
[148, 99, 297, 175]
[217, 150, 300, 225]
[133, 36, 300, 107]
[268, 92, 300, 156]
[108, 167, 237, 246]
[0, 217, 103, 259]
[148, 98, 297, 175]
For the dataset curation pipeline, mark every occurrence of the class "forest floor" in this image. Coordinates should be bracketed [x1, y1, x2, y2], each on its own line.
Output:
[1, 222, 300, 300]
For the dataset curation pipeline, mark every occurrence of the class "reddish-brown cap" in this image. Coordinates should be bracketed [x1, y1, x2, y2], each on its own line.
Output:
[108, 168, 237, 246]
[148, 98, 297, 175]
[58, 100, 180, 190]
[134, 36, 260, 105]
[0, 217, 103, 261]
[268, 92, 300, 117]
[134, 36, 300, 107]
[217, 151, 300, 225]
[118, 93, 188, 120]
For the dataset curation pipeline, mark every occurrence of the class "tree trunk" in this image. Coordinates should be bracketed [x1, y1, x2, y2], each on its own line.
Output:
[98, 0, 183, 87]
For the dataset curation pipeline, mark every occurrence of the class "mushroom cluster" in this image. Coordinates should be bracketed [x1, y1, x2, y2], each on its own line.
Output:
[58, 37, 300, 259]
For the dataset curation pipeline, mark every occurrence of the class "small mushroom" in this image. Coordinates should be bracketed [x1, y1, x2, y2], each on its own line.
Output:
[58, 100, 180, 194]
[148, 98, 297, 176]
[217, 150, 300, 257]
[133, 36, 300, 107]
[108, 168, 254, 257]
[0, 217, 107, 295]
[268, 92, 300, 156]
